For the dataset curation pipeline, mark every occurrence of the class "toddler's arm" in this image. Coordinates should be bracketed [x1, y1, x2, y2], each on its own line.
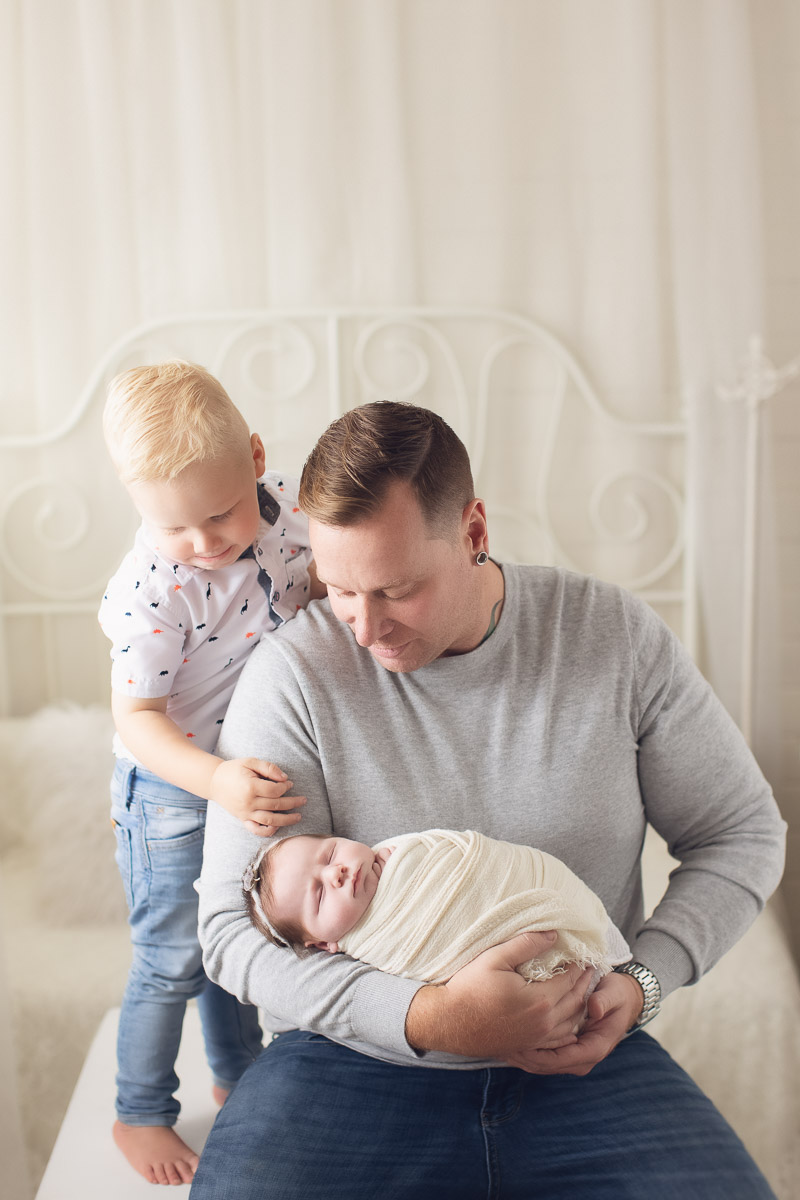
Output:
[111, 692, 306, 835]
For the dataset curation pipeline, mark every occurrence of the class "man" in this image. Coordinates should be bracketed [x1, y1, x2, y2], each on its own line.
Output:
[191, 401, 785, 1198]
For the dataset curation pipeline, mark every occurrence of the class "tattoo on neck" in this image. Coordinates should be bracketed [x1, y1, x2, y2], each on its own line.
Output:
[478, 598, 503, 647]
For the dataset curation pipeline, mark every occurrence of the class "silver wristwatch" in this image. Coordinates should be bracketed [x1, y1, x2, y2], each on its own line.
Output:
[614, 962, 662, 1028]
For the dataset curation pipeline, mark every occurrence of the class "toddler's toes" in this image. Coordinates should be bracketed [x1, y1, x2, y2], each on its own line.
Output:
[113, 1120, 198, 1185]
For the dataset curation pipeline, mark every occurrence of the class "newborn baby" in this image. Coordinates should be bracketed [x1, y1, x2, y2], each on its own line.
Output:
[243, 829, 631, 984]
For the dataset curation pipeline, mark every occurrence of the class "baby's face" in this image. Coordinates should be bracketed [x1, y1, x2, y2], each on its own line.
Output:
[269, 835, 388, 951]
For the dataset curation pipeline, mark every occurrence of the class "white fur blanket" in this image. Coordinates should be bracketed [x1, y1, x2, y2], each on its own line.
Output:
[338, 829, 630, 983]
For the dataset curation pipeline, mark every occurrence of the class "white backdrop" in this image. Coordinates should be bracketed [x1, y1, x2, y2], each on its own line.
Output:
[0, 2, 790, 1192]
[0, 0, 769, 723]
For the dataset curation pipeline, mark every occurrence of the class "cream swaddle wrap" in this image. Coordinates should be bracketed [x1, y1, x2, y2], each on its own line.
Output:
[338, 829, 630, 983]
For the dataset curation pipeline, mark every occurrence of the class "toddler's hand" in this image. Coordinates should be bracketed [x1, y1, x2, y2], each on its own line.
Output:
[209, 758, 306, 836]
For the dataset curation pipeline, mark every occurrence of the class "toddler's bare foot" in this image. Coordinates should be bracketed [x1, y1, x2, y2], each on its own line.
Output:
[212, 1084, 229, 1106]
[113, 1120, 199, 1185]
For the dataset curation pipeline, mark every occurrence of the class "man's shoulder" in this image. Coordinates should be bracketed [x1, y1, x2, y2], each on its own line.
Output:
[505, 563, 659, 656]
[220, 599, 355, 735]
[249, 597, 345, 660]
[506, 561, 630, 612]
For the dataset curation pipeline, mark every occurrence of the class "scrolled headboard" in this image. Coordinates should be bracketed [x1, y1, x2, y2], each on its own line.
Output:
[0, 307, 691, 716]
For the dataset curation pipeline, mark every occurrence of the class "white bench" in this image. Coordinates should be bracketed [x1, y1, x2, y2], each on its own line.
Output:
[35, 1006, 219, 1199]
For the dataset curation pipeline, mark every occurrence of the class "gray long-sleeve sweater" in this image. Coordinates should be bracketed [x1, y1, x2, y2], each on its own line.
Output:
[198, 564, 786, 1067]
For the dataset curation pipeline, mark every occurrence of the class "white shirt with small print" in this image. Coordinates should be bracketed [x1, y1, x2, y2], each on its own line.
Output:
[99, 472, 313, 764]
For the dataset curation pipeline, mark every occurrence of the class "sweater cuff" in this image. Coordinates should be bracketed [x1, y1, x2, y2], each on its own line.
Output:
[350, 971, 428, 1058]
[629, 928, 695, 1000]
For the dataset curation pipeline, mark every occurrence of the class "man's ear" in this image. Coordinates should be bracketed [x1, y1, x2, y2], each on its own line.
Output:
[462, 497, 489, 556]
[307, 939, 339, 953]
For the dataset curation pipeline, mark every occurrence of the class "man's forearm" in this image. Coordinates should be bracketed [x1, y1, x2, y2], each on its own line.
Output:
[404, 983, 498, 1056]
[203, 918, 426, 1059]
[405, 985, 456, 1054]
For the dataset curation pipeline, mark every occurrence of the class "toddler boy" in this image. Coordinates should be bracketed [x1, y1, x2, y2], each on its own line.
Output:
[99, 360, 322, 1184]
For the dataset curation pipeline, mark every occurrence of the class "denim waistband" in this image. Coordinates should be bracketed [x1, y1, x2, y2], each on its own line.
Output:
[113, 759, 207, 807]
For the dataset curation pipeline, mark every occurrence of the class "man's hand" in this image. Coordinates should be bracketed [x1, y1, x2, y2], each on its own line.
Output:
[505, 968, 644, 1076]
[405, 931, 594, 1058]
[209, 758, 306, 835]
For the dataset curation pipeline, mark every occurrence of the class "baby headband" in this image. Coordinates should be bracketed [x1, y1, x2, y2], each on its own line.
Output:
[242, 839, 287, 945]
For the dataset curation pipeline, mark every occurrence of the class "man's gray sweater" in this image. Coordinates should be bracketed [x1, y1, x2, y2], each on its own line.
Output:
[198, 564, 786, 1067]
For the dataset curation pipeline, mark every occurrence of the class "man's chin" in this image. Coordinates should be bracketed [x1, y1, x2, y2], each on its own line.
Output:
[368, 642, 430, 673]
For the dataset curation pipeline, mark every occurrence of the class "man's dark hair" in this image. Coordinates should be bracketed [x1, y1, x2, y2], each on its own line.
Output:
[299, 401, 475, 534]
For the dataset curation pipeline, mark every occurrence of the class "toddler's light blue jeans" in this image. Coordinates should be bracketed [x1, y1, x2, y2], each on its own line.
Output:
[111, 761, 263, 1126]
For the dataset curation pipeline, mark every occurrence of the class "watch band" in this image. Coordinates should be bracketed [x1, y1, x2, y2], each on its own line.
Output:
[614, 961, 662, 1028]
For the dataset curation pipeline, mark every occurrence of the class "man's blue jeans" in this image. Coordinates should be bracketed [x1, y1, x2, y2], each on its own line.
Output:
[190, 1028, 775, 1199]
[111, 762, 263, 1126]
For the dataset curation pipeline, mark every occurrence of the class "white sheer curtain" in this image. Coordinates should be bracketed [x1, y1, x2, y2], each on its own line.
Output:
[0, 0, 778, 1182]
[0, 0, 768, 663]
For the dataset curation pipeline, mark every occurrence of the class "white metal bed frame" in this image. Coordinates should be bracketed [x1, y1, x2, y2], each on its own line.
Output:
[2, 304, 784, 730]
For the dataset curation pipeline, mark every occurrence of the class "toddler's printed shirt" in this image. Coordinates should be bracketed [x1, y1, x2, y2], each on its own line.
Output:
[99, 472, 313, 763]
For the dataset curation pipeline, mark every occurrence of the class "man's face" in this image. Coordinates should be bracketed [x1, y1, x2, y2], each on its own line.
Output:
[310, 481, 484, 673]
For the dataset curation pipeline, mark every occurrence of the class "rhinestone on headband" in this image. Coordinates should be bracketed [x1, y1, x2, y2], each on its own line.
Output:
[242, 862, 260, 892]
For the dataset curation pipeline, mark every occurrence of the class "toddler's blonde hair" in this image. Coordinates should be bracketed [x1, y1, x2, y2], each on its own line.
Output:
[103, 359, 252, 484]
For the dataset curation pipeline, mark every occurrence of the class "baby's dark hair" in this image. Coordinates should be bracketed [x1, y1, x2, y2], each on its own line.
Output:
[242, 835, 326, 956]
